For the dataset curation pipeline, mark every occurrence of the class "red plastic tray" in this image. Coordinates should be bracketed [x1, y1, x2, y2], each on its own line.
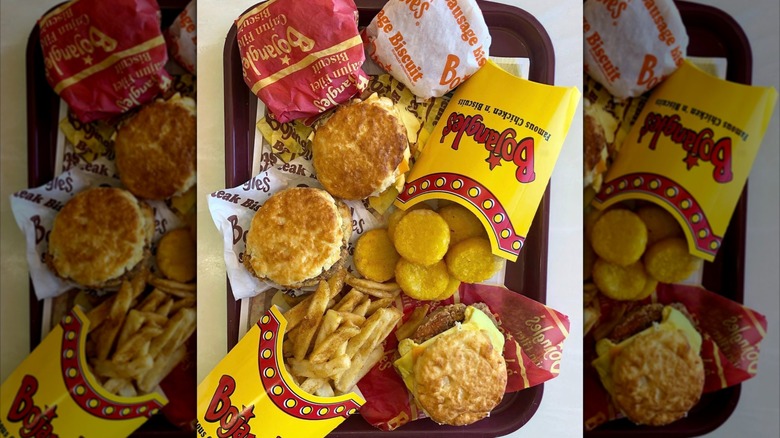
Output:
[222, 0, 555, 435]
[584, 1, 751, 436]
[25, 1, 193, 435]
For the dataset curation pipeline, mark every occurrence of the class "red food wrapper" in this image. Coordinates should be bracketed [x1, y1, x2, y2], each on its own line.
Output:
[584, 284, 768, 430]
[235, 0, 369, 123]
[166, 0, 196, 75]
[38, 0, 171, 123]
[357, 283, 570, 431]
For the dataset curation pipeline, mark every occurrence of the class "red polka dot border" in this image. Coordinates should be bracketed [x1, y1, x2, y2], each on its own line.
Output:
[397, 172, 524, 257]
[595, 173, 720, 257]
[256, 310, 362, 421]
[60, 311, 164, 420]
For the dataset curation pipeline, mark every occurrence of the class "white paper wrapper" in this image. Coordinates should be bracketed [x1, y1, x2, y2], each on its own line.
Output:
[10, 144, 183, 300]
[166, 0, 196, 75]
[364, 0, 491, 99]
[584, 0, 688, 99]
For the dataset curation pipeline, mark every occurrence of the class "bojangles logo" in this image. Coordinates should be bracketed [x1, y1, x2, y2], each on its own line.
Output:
[204, 375, 256, 438]
[440, 111, 535, 183]
[6, 375, 59, 438]
[638, 111, 733, 183]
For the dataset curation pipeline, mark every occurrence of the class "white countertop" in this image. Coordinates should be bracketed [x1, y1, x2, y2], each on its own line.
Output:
[1, 1, 777, 437]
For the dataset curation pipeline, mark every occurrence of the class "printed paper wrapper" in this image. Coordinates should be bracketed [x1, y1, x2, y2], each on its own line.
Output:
[584, 0, 688, 99]
[584, 284, 768, 430]
[583, 57, 728, 194]
[208, 167, 382, 300]
[236, 0, 369, 123]
[9, 142, 184, 301]
[364, 0, 491, 99]
[197, 306, 363, 438]
[356, 283, 570, 431]
[593, 60, 778, 261]
[1, 307, 167, 437]
[39, 0, 171, 122]
[165, 0, 196, 75]
[396, 60, 580, 261]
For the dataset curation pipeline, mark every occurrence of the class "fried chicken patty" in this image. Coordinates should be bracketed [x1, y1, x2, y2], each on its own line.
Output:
[609, 302, 696, 343]
[411, 303, 497, 344]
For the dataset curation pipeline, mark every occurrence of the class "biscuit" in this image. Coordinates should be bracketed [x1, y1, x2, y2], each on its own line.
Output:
[312, 97, 408, 200]
[47, 187, 153, 288]
[612, 328, 704, 426]
[115, 95, 196, 200]
[414, 329, 507, 425]
[244, 187, 350, 288]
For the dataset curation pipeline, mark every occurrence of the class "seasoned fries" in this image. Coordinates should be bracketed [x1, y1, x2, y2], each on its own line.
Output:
[280, 274, 402, 395]
[85, 267, 196, 396]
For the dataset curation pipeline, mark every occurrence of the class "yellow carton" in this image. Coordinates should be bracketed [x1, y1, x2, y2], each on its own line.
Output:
[1, 307, 167, 437]
[395, 60, 580, 261]
[593, 61, 777, 261]
[197, 307, 363, 438]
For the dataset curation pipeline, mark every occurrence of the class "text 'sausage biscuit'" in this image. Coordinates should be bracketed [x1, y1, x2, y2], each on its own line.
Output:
[584, 0, 688, 99]
[364, 0, 491, 99]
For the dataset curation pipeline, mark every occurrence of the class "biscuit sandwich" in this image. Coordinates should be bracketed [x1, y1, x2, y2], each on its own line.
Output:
[114, 93, 196, 200]
[46, 187, 154, 289]
[592, 303, 704, 426]
[394, 303, 507, 426]
[311, 94, 410, 200]
[243, 187, 352, 289]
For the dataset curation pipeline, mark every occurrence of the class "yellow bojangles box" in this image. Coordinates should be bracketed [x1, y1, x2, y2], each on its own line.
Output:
[197, 307, 363, 438]
[395, 60, 580, 261]
[0, 307, 167, 437]
[593, 60, 777, 261]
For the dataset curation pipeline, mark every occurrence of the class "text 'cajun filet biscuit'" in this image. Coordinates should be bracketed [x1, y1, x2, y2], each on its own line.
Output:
[312, 96, 410, 200]
[115, 94, 196, 200]
[243, 187, 352, 288]
[46, 187, 154, 288]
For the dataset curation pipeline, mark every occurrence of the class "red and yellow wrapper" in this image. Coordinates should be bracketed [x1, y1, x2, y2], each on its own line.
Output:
[236, 0, 369, 123]
[0, 308, 167, 436]
[357, 283, 570, 431]
[396, 60, 580, 261]
[593, 61, 777, 261]
[39, 0, 171, 122]
[584, 284, 768, 430]
[196, 307, 363, 438]
[166, 0, 196, 75]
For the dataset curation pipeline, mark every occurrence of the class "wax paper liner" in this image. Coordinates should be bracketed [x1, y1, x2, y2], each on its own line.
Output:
[236, 0, 369, 123]
[39, 0, 171, 122]
[9, 135, 184, 301]
[208, 166, 383, 300]
[584, 283, 768, 430]
[356, 283, 570, 431]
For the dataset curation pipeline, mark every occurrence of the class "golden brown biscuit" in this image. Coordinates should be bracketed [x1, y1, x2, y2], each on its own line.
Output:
[414, 329, 507, 426]
[47, 187, 153, 288]
[114, 94, 196, 200]
[243, 187, 351, 288]
[612, 328, 704, 426]
[312, 96, 409, 200]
